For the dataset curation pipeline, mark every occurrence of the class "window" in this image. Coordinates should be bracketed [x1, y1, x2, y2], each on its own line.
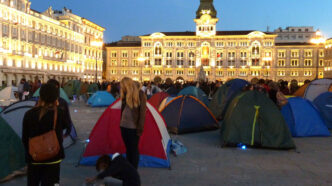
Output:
[154, 59, 162, 66]
[239, 42, 248, 47]
[264, 41, 273, 47]
[188, 52, 195, 58]
[228, 52, 235, 66]
[291, 71, 299, 76]
[216, 71, 223, 76]
[304, 51, 312, 57]
[239, 71, 247, 76]
[216, 42, 224, 47]
[216, 51, 223, 58]
[2, 24, 9, 36]
[278, 60, 286, 67]
[291, 60, 299, 66]
[188, 42, 195, 47]
[121, 70, 128, 75]
[132, 60, 138, 67]
[121, 59, 128, 66]
[319, 50, 324, 57]
[188, 70, 195, 76]
[122, 51, 128, 58]
[228, 71, 235, 76]
[166, 52, 172, 58]
[144, 52, 150, 57]
[176, 70, 184, 75]
[278, 71, 286, 76]
[132, 70, 139, 75]
[12, 27, 18, 38]
[177, 52, 184, 58]
[304, 71, 312, 76]
[111, 60, 117, 66]
[166, 60, 172, 66]
[188, 59, 195, 66]
[111, 52, 117, 58]
[155, 43, 162, 55]
[177, 60, 184, 66]
[227, 42, 236, 47]
[143, 42, 151, 47]
[176, 42, 183, 47]
[304, 59, 312, 66]
[252, 59, 260, 66]
[133, 52, 138, 58]
[144, 60, 150, 66]
[252, 71, 260, 76]
[154, 70, 162, 75]
[143, 70, 150, 75]
[216, 60, 223, 67]
[291, 51, 299, 58]
[166, 70, 172, 75]
[166, 42, 173, 47]
[264, 61, 271, 66]
[240, 59, 247, 66]
[319, 59, 324, 66]
[240, 52, 247, 58]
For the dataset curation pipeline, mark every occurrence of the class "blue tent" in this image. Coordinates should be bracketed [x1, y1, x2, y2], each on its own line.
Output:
[313, 92, 332, 129]
[178, 86, 209, 106]
[281, 97, 330, 137]
[161, 95, 218, 134]
[87, 91, 116, 107]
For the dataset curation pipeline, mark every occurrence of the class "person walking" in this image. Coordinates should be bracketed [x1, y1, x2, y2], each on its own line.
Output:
[22, 83, 71, 186]
[120, 77, 147, 169]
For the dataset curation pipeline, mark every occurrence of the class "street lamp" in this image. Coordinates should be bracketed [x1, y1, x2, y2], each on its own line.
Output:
[311, 30, 326, 79]
[91, 41, 103, 83]
[137, 55, 146, 82]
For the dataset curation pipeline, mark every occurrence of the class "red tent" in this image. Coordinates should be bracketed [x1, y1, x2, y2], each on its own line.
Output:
[80, 99, 171, 168]
[148, 92, 170, 108]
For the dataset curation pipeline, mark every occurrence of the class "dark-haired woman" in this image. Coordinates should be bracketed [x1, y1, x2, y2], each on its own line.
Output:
[22, 83, 71, 186]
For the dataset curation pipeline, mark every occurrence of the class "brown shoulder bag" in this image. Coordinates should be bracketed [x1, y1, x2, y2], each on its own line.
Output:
[29, 108, 60, 162]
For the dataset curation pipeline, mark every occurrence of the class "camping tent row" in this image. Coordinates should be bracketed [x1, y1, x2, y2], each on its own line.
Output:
[63, 80, 99, 98]
[33, 88, 71, 104]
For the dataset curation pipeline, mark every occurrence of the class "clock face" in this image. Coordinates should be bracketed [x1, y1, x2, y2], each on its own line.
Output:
[201, 14, 211, 24]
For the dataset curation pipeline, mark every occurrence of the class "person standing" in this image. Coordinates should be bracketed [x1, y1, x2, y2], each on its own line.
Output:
[120, 77, 147, 169]
[22, 83, 71, 186]
[18, 79, 25, 101]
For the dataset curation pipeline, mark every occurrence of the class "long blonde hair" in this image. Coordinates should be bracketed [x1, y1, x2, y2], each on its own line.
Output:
[120, 77, 140, 109]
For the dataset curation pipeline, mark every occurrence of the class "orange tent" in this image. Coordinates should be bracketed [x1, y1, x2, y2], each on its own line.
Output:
[293, 83, 309, 97]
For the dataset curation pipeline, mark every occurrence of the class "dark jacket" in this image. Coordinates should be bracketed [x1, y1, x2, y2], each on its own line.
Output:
[97, 155, 140, 186]
[22, 107, 71, 164]
[121, 91, 147, 136]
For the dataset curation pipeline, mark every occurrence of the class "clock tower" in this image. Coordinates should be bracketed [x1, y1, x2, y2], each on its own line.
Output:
[194, 0, 219, 37]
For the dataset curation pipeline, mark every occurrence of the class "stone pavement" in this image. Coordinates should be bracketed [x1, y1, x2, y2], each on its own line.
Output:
[3, 102, 332, 186]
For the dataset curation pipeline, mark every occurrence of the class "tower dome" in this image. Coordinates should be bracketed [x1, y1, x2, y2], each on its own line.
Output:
[196, 0, 217, 19]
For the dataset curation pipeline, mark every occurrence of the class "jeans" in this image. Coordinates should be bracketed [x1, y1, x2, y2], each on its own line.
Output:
[27, 163, 60, 186]
[120, 127, 140, 169]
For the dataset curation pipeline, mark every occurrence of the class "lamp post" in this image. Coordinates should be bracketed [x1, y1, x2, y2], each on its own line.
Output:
[310, 30, 326, 79]
[91, 41, 103, 83]
[137, 55, 146, 82]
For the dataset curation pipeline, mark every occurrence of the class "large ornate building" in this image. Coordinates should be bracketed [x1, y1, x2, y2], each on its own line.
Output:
[325, 38, 332, 78]
[0, 0, 104, 86]
[105, 0, 325, 84]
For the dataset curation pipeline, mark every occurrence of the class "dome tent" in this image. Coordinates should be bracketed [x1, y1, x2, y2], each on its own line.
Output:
[33, 87, 70, 104]
[87, 91, 116, 107]
[221, 91, 295, 149]
[282, 97, 330, 137]
[209, 79, 249, 120]
[148, 92, 169, 109]
[178, 86, 209, 106]
[63, 80, 82, 98]
[80, 100, 171, 168]
[313, 92, 332, 129]
[161, 95, 218, 134]
[0, 116, 25, 182]
[0, 86, 18, 106]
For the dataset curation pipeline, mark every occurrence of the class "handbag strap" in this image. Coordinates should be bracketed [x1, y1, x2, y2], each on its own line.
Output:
[53, 106, 58, 130]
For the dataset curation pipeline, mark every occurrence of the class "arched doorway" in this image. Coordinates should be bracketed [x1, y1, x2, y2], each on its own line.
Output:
[154, 76, 162, 84]
[176, 77, 185, 84]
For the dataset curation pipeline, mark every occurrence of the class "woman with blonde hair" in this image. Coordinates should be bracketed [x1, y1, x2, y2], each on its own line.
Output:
[120, 77, 147, 169]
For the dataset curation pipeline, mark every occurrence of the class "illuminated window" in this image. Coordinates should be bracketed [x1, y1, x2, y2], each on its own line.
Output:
[291, 60, 299, 66]
[216, 42, 224, 47]
[176, 70, 184, 75]
[252, 71, 260, 76]
[278, 60, 286, 67]
[239, 71, 247, 76]
[252, 59, 260, 66]
[304, 51, 312, 57]
[154, 70, 162, 75]
[177, 60, 184, 66]
[188, 59, 195, 66]
[304, 71, 312, 76]
[216, 60, 223, 67]
[132, 60, 138, 67]
[188, 70, 195, 76]
[111, 51, 117, 58]
[166, 52, 172, 58]
[132, 70, 139, 75]
[291, 71, 299, 76]
[122, 51, 128, 58]
[319, 59, 324, 66]
[166, 70, 172, 75]
[291, 51, 299, 58]
[176, 42, 183, 47]
[154, 59, 162, 66]
[228, 71, 235, 76]
[189, 52, 195, 58]
[177, 52, 184, 58]
[304, 59, 312, 66]
[277, 71, 286, 76]
[216, 71, 223, 76]
[144, 60, 150, 66]
[166, 60, 172, 66]
[278, 51, 286, 58]
[121, 70, 128, 75]
[121, 59, 128, 66]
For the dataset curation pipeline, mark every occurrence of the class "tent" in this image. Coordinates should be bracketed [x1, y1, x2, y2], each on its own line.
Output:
[281, 97, 330, 137]
[166, 87, 180, 97]
[87, 91, 116, 107]
[178, 86, 209, 106]
[0, 86, 18, 106]
[0, 116, 25, 181]
[221, 91, 295, 149]
[304, 79, 332, 101]
[159, 97, 175, 112]
[314, 92, 332, 129]
[161, 96, 218, 134]
[0, 100, 77, 148]
[80, 100, 171, 168]
[293, 83, 309, 97]
[63, 80, 82, 98]
[209, 79, 249, 120]
[148, 92, 169, 109]
[0, 100, 36, 138]
[33, 88, 70, 104]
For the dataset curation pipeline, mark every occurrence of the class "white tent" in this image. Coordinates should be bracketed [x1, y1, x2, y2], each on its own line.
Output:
[304, 79, 332, 101]
[0, 86, 18, 106]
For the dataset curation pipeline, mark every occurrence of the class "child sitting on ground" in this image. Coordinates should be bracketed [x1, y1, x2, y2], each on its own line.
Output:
[86, 153, 141, 186]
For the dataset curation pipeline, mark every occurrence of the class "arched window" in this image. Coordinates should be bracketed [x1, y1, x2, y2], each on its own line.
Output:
[154, 42, 162, 55]
[189, 51, 195, 58]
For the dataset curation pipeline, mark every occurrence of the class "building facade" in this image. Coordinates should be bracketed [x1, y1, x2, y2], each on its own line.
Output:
[105, 0, 325, 84]
[325, 38, 332, 78]
[0, 0, 104, 86]
[274, 26, 316, 43]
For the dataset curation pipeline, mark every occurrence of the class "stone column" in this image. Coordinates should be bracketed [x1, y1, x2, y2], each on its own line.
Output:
[7, 73, 13, 86]
[0, 72, 3, 86]
[16, 74, 23, 86]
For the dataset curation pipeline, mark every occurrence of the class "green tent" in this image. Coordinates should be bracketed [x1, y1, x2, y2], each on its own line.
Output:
[87, 83, 99, 94]
[0, 116, 25, 181]
[209, 79, 249, 120]
[221, 91, 295, 149]
[33, 88, 70, 104]
[63, 80, 82, 98]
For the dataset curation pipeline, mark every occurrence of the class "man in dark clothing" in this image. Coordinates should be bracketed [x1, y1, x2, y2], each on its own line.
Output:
[86, 154, 141, 186]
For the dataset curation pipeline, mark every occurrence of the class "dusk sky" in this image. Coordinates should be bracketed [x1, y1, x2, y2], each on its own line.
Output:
[30, 0, 332, 42]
